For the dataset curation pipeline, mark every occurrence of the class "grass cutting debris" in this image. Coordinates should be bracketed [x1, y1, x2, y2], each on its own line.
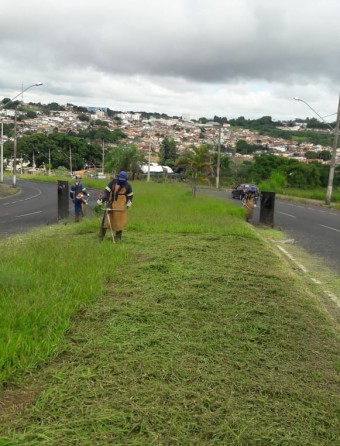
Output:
[0, 182, 339, 445]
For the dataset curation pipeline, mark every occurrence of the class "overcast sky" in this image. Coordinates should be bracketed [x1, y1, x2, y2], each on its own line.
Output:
[1, 0, 339, 121]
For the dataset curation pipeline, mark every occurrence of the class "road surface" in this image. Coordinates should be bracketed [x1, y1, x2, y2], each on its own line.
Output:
[1, 182, 339, 273]
[202, 188, 340, 274]
[0, 179, 98, 238]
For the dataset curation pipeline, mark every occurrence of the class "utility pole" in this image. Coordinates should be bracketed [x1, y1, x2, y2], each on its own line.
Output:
[216, 124, 222, 189]
[69, 145, 72, 176]
[0, 122, 3, 183]
[147, 139, 151, 182]
[325, 93, 340, 205]
[102, 139, 105, 174]
[294, 95, 340, 205]
[13, 108, 17, 188]
[0, 82, 43, 187]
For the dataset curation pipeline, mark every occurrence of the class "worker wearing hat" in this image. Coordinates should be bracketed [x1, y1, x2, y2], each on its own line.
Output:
[97, 171, 133, 242]
[70, 174, 89, 222]
[242, 185, 258, 223]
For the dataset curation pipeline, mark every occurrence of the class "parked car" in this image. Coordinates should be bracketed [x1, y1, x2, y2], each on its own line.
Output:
[231, 184, 259, 199]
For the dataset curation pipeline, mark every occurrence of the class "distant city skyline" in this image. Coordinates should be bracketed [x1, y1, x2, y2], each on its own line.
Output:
[1, 0, 339, 122]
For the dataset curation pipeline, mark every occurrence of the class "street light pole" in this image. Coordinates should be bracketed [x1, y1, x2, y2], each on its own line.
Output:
[294, 94, 340, 204]
[0, 83, 43, 111]
[69, 145, 72, 176]
[13, 108, 18, 187]
[147, 138, 151, 182]
[147, 124, 153, 182]
[0, 83, 43, 187]
[0, 122, 3, 183]
[216, 124, 222, 189]
[326, 94, 340, 205]
[102, 139, 105, 174]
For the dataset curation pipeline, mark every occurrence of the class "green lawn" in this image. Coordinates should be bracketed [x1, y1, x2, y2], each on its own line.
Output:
[0, 182, 339, 445]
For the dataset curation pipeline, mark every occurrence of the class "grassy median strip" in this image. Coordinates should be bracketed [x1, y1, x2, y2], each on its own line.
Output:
[0, 182, 339, 445]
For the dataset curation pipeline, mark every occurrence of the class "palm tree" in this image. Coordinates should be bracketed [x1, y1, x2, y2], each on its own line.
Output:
[176, 144, 212, 197]
[105, 144, 146, 179]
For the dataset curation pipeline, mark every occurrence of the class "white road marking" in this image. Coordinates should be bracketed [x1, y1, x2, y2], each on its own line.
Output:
[311, 278, 322, 285]
[319, 224, 340, 233]
[276, 245, 339, 309]
[325, 291, 340, 308]
[277, 246, 308, 272]
[277, 211, 296, 218]
[2, 184, 42, 206]
[15, 211, 42, 218]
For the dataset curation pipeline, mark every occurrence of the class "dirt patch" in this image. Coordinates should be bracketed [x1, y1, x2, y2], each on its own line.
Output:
[0, 388, 37, 421]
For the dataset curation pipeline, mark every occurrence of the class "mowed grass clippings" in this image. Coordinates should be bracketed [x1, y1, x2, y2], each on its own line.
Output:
[0, 182, 339, 445]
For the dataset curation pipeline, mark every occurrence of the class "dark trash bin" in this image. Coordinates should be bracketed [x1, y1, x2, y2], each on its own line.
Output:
[57, 180, 69, 220]
[259, 191, 275, 227]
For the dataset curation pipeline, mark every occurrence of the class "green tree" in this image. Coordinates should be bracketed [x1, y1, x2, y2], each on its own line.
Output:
[259, 172, 287, 193]
[94, 119, 109, 127]
[318, 150, 331, 161]
[78, 113, 90, 122]
[236, 139, 250, 154]
[176, 144, 212, 197]
[305, 151, 318, 159]
[48, 102, 63, 111]
[159, 137, 177, 167]
[25, 110, 37, 119]
[105, 144, 145, 179]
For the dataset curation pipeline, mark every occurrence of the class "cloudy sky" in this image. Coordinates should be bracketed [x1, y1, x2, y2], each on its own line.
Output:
[1, 0, 339, 121]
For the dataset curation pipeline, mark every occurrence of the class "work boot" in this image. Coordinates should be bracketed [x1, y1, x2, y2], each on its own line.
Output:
[98, 227, 107, 241]
[114, 231, 122, 242]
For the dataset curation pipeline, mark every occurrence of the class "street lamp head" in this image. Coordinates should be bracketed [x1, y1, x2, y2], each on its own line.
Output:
[34, 82, 43, 86]
[293, 97, 301, 101]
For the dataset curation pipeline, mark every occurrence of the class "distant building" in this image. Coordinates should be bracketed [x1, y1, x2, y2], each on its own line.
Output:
[116, 112, 141, 121]
[87, 106, 108, 113]
[140, 162, 173, 174]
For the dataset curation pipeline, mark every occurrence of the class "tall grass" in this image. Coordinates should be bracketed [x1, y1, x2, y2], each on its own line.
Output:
[0, 226, 128, 383]
[18, 173, 108, 190]
[0, 182, 248, 384]
[130, 182, 247, 235]
[0, 181, 339, 445]
[280, 187, 340, 202]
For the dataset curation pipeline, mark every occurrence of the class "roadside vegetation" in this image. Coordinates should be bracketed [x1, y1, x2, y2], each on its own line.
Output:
[0, 182, 339, 445]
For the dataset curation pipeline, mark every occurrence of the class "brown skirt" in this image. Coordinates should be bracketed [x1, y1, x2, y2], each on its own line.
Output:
[104, 208, 127, 232]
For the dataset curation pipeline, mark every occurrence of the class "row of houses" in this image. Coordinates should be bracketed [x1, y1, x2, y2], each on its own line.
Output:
[1, 103, 339, 166]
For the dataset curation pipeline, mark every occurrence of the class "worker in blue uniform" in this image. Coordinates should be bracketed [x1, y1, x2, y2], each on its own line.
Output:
[70, 175, 89, 222]
[97, 171, 133, 241]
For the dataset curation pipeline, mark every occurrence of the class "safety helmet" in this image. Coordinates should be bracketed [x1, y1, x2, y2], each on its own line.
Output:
[75, 174, 81, 180]
[117, 171, 128, 182]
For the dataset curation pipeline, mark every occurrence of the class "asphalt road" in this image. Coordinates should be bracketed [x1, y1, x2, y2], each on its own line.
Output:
[240, 193, 340, 274]
[200, 188, 340, 274]
[1, 181, 339, 273]
[0, 179, 99, 238]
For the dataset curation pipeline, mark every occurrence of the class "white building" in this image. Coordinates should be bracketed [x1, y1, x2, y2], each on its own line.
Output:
[140, 162, 173, 174]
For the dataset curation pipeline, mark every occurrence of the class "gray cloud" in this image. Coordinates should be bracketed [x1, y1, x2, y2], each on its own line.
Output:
[0, 0, 339, 120]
